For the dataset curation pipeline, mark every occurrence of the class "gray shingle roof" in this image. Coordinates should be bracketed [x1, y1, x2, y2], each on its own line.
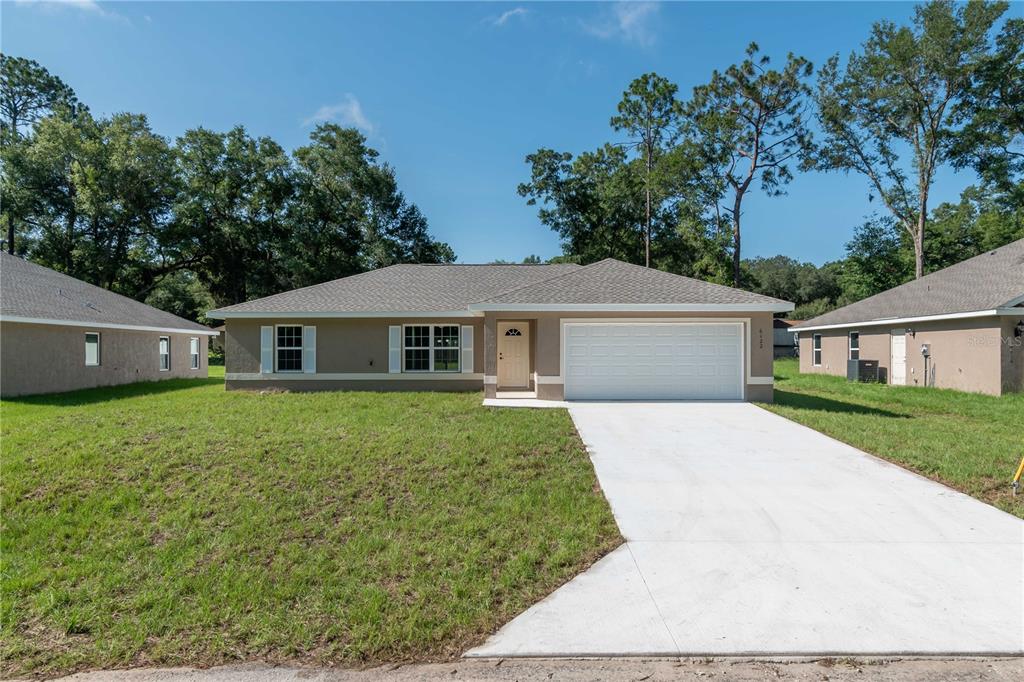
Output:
[209, 258, 790, 315]
[1, 252, 213, 333]
[208, 263, 582, 314]
[794, 238, 1024, 330]
[473, 258, 791, 307]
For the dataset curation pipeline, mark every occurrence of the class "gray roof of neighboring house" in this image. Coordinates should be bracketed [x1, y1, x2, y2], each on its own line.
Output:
[0, 252, 213, 333]
[208, 258, 791, 316]
[208, 263, 583, 314]
[473, 258, 791, 308]
[794, 238, 1024, 330]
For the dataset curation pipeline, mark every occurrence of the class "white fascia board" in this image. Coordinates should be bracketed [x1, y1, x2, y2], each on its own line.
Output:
[794, 308, 1011, 332]
[208, 310, 482, 320]
[466, 302, 794, 313]
[1, 315, 219, 336]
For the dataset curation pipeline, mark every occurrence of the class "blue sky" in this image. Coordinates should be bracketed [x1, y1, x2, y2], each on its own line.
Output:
[4, 1, 1019, 265]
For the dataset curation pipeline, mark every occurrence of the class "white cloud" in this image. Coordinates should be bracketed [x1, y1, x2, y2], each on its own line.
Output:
[490, 7, 529, 27]
[302, 94, 376, 135]
[582, 1, 660, 47]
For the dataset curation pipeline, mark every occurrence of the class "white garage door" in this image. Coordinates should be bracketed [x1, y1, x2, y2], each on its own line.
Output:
[563, 322, 744, 400]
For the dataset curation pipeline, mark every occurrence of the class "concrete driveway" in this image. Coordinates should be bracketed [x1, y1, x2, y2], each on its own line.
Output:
[467, 402, 1024, 657]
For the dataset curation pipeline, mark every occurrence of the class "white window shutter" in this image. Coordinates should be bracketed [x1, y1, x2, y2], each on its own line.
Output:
[388, 325, 401, 373]
[461, 325, 474, 374]
[303, 326, 316, 374]
[260, 326, 273, 374]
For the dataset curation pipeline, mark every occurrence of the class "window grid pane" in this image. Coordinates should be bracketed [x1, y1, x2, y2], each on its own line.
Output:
[276, 326, 303, 371]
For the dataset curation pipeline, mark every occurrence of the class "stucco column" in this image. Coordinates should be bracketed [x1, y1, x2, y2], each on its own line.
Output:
[483, 313, 497, 398]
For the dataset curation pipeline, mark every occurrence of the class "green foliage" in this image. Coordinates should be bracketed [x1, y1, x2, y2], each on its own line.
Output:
[610, 73, 683, 266]
[744, 255, 841, 310]
[1, 59, 453, 318]
[1, 378, 619, 675]
[811, 0, 1010, 278]
[950, 16, 1023, 195]
[0, 53, 80, 254]
[684, 43, 815, 285]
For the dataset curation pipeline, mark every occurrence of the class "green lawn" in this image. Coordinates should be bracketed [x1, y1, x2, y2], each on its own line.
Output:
[762, 358, 1024, 518]
[1, 367, 620, 676]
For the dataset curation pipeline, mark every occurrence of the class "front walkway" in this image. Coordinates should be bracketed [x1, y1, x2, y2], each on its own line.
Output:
[467, 402, 1024, 656]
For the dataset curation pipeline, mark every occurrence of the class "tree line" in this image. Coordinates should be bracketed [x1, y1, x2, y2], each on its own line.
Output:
[3, 1, 1021, 324]
[520, 0, 1022, 312]
[1, 56, 454, 321]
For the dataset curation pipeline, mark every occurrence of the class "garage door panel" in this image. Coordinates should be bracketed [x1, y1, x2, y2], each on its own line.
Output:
[564, 323, 743, 400]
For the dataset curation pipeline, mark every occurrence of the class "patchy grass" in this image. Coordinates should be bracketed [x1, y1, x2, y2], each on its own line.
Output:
[1, 369, 620, 676]
[761, 359, 1024, 518]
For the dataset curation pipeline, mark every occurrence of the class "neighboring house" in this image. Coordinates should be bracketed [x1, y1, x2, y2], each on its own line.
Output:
[208, 258, 793, 401]
[210, 325, 226, 353]
[794, 239, 1024, 395]
[773, 318, 801, 358]
[0, 253, 217, 397]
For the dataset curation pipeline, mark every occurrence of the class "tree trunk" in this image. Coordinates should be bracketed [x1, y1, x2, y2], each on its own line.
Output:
[6, 218, 14, 255]
[645, 185, 651, 268]
[913, 217, 925, 279]
[913, 191, 928, 279]
[731, 195, 742, 287]
[644, 137, 652, 268]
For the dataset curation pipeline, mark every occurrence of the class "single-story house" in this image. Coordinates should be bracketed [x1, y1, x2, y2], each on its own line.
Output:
[793, 238, 1024, 395]
[208, 258, 793, 401]
[0, 252, 217, 397]
[772, 318, 802, 358]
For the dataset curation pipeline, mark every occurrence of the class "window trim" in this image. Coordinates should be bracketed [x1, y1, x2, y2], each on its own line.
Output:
[189, 336, 200, 370]
[85, 331, 101, 367]
[401, 323, 461, 373]
[159, 336, 170, 371]
[272, 323, 303, 372]
[848, 331, 860, 361]
[812, 334, 822, 367]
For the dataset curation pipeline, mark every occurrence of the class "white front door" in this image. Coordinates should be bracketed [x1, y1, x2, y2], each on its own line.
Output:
[563, 322, 744, 400]
[890, 329, 907, 386]
[497, 322, 530, 388]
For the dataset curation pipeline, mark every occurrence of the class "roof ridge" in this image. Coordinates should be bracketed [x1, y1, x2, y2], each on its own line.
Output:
[469, 261, 588, 304]
[602, 258, 789, 303]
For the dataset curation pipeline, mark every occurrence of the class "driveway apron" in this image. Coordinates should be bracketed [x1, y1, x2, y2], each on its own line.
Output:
[466, 402, 1024, 656]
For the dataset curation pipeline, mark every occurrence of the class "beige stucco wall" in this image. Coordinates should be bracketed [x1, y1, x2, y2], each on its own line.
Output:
[224, 312, 775, 400]
[798, 316, 1018, 395]
[0, 321, 208, 398]
[224, 317, 485, 392]
[484, 310, 775, 401]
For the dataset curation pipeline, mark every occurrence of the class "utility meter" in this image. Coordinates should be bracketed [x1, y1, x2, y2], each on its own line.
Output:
[920, 343, 931, 357]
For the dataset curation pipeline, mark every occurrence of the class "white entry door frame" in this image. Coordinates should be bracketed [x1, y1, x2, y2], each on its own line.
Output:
[890, 329, 907, 386]
[497, 321, 530, 388]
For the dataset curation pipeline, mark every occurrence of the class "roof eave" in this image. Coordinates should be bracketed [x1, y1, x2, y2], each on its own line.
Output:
[466, 302, 794, 313]
[1, 315, 219, 335]
[793, 307, 1022, 333]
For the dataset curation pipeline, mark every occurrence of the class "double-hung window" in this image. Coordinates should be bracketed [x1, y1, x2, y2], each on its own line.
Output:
[403, 325, 460, 372]
[159, 336, 170, 371]
[85, 332, 100, 366]
[848, 331, 860, 360]
[276, 325, 303, 372]
[189, 337, 200, 369]
[812, 334, 822, 367]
